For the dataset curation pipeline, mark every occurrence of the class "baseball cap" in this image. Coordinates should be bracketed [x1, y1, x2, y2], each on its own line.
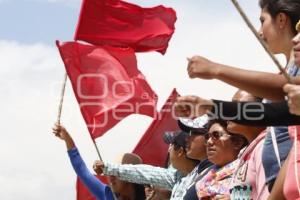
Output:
[163, 131, 189, 149]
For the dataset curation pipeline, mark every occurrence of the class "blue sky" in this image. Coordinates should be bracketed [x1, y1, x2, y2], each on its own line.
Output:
[0, 0, 280, 199]
[0, 0, 260, 44]
[0, 0, 79, 44]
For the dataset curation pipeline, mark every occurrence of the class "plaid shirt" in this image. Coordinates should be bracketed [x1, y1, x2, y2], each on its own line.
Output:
[104, 163, 181, 190]
[103, 160, 212, 200]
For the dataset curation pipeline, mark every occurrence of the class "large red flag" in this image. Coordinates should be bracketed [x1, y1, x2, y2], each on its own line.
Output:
[74, 0, 177, 54]
[76, 89, 180, 200]
[133, 89, 180, 167]
[57, 41, 157, 139]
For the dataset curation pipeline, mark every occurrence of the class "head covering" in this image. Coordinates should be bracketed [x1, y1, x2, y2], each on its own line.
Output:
[122, 153, 143, 164]
[163, 131, 189, 149]
[178, 114, 209, 135]
[114, 153, 143, 164]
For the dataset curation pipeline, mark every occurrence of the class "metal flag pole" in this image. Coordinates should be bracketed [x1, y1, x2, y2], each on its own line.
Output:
[230, 0, 292, 83]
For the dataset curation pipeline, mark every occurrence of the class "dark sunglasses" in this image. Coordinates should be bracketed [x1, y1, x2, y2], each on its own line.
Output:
[189, 129, 207, 136]
[204, 130, 229, 141]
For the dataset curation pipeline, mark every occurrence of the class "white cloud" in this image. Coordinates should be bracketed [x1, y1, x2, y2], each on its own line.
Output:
[0, 1, 287, 199]
[0, 39, 155, 199]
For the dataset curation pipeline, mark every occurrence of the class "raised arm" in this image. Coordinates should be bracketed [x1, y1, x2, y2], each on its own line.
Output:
[187, 56, 293, 101]
[175, 96, 300, 126]
[211, 100, 300, 126]
[93, 160, 179, 190]
[52, 124, 114, 200]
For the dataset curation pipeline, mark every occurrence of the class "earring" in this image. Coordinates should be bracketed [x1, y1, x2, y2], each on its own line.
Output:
[296, 20, 300, 32]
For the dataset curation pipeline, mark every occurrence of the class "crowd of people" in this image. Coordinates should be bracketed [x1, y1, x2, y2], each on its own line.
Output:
[52, 0, 300, 199]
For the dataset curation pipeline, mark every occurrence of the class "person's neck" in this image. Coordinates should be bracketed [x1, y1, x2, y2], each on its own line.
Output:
[283, 40, 294, 63]
[244, 130, 261, 143]
[286, 49, 295, 66]
[179, 160, 198, 176]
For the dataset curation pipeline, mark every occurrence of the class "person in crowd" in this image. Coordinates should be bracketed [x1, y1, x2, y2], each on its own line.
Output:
[93, 116, 213, 200]
[192, 119, 248, 199]
[292, 22, 300, 67]
[181, 0, 300, 191]
[52, 123, 146, 200]
[144, 185, 156, 200]
[271, 29, 300, 199]
[93, 130, 201, 199]
[144, 185, 171, 200]
[177, 116, 214, 200]
[227, 90, 268, 200]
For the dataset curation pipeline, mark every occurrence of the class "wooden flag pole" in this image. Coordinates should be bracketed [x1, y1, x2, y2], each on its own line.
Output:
[56, 71, 104, 162]
[57, 72, 68, 124]
[55, 50, 104, 163]
[230, 0, 292, 83]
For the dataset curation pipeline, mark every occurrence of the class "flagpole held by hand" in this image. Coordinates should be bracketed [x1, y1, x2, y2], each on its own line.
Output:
[93, 140, 104, 162]
[56, 72, 68, 125]
[55, 72, 104, 162]
[230, 0, 292, 83]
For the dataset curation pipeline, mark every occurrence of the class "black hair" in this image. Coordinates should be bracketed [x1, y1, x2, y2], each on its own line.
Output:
[205, 119, 248, 148]
[133, 183, 146, 200]
[173, 139, 201, 165]
[172, 143, 184, 151]
[164, 153, 170, 168]
[115, 184, 146, 200]
[205, 118, 228, 131]
[259, 0, 300, 34]
[230, 133, 249, 149]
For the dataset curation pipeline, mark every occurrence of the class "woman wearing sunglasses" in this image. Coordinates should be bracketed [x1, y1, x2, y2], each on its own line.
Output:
[193, 119, 247, 200]
[179, 0, 300, 194]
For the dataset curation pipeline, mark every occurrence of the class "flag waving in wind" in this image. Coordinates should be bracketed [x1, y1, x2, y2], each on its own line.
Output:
[74, 0, 177, 54]
[56, 41, 157, 139]
[133, 89, 180, 167]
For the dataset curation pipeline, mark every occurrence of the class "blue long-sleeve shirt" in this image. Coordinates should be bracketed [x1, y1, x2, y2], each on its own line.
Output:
[68, 147, 115, 200]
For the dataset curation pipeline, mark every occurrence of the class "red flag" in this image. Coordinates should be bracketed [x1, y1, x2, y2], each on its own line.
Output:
[76, 176, 108, 200]
[133, 89, 180, 167]
[74, 0, 177, 54]
[56, 41, 157, 139]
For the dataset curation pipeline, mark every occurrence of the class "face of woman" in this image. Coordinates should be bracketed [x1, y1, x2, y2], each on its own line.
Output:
[206, 123, 239, 166]
[108, 175, 129, 193]
[293, 33, 300, 67]
[258, 8, 284, 54]
[186, 134, 206, 160]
